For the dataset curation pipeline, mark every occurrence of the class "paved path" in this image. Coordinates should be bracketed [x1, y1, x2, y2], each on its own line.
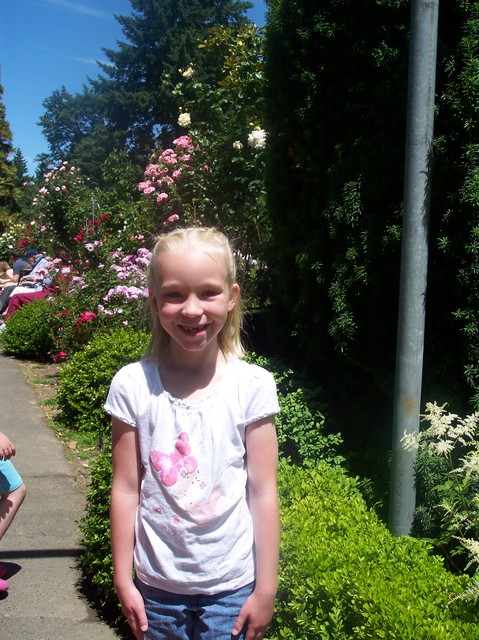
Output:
[0, 352, 121, 639]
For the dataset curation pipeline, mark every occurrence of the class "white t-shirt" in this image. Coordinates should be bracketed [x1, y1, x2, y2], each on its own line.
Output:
[104, 356, 279, 595]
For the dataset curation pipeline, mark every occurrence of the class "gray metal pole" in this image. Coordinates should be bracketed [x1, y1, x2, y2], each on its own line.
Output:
[389, 0, 439, 536]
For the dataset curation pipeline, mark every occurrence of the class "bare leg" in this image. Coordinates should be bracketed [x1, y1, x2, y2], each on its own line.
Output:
[0, 483, 26, 541]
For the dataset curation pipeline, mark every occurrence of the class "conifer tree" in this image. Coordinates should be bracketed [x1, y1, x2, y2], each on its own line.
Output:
[0, 84, 20, 226]
[40, 0, 252, 178]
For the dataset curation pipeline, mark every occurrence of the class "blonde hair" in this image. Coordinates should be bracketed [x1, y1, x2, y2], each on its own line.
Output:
[145, 227, 244, 360]
[0, 261, 10, 275]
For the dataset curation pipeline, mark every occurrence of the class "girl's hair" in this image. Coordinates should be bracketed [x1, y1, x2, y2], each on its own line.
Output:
[145, 227, 244, 360]
[0, 261, 10, 275]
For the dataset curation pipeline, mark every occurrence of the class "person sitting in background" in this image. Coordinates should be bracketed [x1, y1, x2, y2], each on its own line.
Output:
[0, 248, 47, 314]
[3, 249, 74, 321]
[0, 251, 30, 290]
[13, 249, 50, 293]
[0, 261, 13, 286]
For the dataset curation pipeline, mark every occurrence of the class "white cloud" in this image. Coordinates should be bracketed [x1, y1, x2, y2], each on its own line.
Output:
[43, 0, 111, 18]
[67, 56, 102, 66]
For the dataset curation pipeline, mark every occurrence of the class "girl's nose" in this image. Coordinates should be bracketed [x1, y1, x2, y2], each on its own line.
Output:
[182, 294, 202, 316]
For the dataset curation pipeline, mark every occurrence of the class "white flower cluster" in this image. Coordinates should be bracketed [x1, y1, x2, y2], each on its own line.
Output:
[401, 402, 479, 458]
[247, 128, 267, 151]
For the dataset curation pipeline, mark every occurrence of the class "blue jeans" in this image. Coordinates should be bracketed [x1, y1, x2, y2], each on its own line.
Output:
[135, 578, 254, 640]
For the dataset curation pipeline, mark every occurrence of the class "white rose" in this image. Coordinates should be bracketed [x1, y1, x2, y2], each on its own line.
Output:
[247, 129, 267, 150]
[178, 112, 191, 127]
[232, 140, 243, 151]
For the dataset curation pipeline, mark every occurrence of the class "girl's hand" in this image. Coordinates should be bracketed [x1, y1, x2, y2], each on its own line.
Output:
[232, 589, 276, 640]
[116, 582, 148, 640]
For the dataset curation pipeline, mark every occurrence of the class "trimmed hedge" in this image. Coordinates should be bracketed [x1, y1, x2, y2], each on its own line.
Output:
[269, 462, 477, 639]
[0, 298, 54, 358]
[56, 327, 150, 441]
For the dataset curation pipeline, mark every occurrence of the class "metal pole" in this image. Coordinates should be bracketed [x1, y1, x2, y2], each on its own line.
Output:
[389, 0, 439, 536]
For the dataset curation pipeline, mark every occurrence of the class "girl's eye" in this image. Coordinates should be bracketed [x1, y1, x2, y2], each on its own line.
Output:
[202, 290, 220, 298]
[163, 291, 183, 300]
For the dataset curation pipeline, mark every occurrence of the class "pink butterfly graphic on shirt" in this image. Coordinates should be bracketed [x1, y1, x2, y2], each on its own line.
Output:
[150, 432, 198, 486]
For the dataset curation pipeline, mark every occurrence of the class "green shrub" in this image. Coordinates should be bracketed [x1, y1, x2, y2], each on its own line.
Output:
[268, 461, 477, 640]
[245, 352, 343, 466]
[0, 298, 55, 359]
[56, 327, 150, 442]
[78, 449, 116, 609]
[80, 455, 478, 637]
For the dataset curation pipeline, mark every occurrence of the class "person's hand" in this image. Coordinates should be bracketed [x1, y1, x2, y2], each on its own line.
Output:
[0, 432, 16, 460]
[232, 589, 276, 640]
[116, 581, 148, 640]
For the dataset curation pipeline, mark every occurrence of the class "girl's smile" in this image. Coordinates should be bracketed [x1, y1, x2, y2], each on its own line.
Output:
[149, 249, 239, 356]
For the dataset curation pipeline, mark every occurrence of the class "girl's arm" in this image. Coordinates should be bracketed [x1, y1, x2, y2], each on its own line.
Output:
[233, 415, 280, 640]
[110, 417, 148, 639]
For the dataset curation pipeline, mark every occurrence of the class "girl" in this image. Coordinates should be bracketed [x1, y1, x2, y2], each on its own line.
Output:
[106, 227, 280, 640]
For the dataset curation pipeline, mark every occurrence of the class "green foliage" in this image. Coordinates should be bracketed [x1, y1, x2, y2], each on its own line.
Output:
[263, 0, 479, 489]
[78, 448, 116, 609]
[0, 298, 55, 359]
[267, 461, 477, 640]
[245, 351, 343, 466]
[167, 24, 271, 301]
[79, 453, 479, 637]
[56, 327, 150, 441]
[265, 0, 409, 375]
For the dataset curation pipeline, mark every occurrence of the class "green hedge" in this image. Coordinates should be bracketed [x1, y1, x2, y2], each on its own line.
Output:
[56, 327, 150, 442]
[269, 462, 477, 639]
[0, 298, 55, 359]
[80, 457, 478, 637]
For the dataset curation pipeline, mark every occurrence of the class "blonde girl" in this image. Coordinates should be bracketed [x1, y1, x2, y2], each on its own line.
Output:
[106, 227, 280, 640]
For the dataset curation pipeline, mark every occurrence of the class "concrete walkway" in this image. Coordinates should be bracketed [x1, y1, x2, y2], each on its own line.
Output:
[0, 352, 121, 639]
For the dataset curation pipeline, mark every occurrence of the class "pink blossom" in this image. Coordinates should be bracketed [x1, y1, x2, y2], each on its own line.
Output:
[163, 214, 180, 227]
[156, 192, 169, 203]
[173, 135, 193, 149]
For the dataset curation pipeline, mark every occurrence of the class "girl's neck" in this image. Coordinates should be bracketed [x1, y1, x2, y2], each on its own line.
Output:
[158, 343, 228, 401]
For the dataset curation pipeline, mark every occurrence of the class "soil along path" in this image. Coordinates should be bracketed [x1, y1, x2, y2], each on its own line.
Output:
[0, 352, 119, 639]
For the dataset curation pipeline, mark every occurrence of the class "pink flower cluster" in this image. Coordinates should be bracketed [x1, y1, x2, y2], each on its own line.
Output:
[138, 136, 196, 222]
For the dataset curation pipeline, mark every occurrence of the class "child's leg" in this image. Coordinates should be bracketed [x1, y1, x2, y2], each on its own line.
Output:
[0, 460, 26, 541]
[0, 484, 26, 541]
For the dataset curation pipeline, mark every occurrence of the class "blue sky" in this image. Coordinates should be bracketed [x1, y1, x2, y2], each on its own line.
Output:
[0, 0, 266, 175]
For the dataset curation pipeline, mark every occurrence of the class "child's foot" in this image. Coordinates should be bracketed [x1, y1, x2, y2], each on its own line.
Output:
[0, 564, 6, 578]
[0, 577, 9, 591]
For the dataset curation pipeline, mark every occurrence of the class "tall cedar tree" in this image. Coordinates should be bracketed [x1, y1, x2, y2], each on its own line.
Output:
[39, 0, 252, 180]
[264, 0, 479, 473]
[0, 84, 19, 225]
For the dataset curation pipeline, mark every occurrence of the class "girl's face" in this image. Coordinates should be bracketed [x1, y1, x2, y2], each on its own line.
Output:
[149, 249, 239, 356]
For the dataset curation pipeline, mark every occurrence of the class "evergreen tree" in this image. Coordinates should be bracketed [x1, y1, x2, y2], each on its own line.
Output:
[0, 84, 20, 227]
[39, 0, 252, 179]
[264, 0, 479, 479]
